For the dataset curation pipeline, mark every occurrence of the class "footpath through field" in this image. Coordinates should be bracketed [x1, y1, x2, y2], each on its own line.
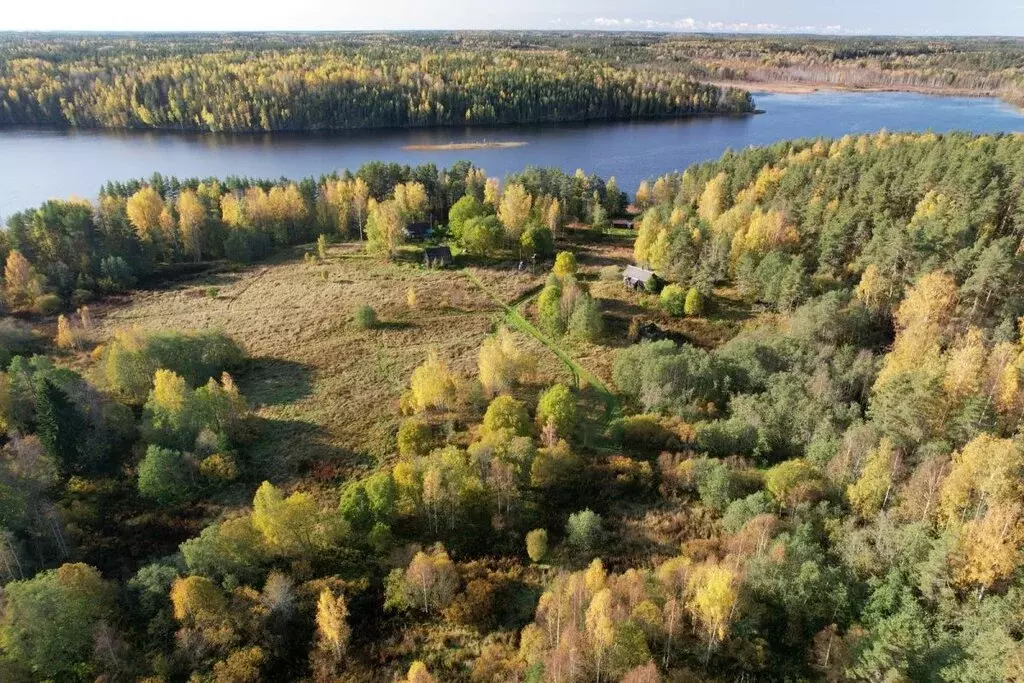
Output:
[461, 269, 621, 420]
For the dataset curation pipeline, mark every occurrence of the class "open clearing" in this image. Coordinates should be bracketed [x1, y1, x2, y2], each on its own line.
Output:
[94, 243, 572, 484]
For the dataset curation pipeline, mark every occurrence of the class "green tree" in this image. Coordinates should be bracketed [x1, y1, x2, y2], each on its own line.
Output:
[482, 395, 530, 437]
[448, 194, 488, 240]
[684, 287, 705, 316]
[566, 508, 602, 552]
[138, 445, 194, 506]
[536, 384, 577, 439]
[0, 563, 113, 679]
[660, 284, 687, 317]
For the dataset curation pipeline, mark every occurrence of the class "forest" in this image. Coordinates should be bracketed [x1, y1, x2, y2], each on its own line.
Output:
[2, 131, 1024, 681]
[655, 35, 1024, 104]
[1, 32, 1022, 134]
[0, 33, 752, 132]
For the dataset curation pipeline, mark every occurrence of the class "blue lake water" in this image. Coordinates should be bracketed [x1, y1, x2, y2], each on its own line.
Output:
[1, 91, 1023, 218]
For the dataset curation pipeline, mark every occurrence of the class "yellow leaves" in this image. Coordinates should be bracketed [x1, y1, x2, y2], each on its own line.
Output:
[55, 314, 79, 350]
[942, 328, 986, 404]
[497, 182, 533, 240]
[393, 181, 428, 221]
[315, 588, 350, 660]
[483, 177, 501, 208]
[125, 186, 166, 242]
[739, 207, 799, 255]
[408, 351, 458, 413]
[177, 189, 206, 260]
[3, 250, 43, 309]
[150, 369, 188, 416]
[939, 434, 1023, 526]
[874, 270, 957, 392]
[251, 480, 335, 556]
[953, 503, 1024, 592]
[170, 575, 226, 624]
[854, 264, 887, 311]
[478, 328, 535, 397]
[697, 172, 728, 223]
[366, 198, 406, 257]
[685, 562, 739, 646]
[584, 587, 616, 653]
[847, 437, 899, 519]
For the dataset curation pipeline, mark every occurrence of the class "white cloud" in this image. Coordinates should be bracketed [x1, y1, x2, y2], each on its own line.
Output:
[588, 16, 862, 34]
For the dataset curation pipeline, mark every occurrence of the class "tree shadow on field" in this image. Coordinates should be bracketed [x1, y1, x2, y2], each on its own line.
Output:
[236, 358, 315, 407]
[247, 417, 368, 481]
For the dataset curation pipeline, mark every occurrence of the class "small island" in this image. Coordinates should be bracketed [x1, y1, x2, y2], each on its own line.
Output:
[402, 140, 528, 151]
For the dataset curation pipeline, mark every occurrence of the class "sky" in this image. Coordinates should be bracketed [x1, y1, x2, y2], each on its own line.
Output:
[1, 0, 1022, 36]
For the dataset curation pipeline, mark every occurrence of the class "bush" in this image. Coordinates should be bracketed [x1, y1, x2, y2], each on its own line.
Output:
[537, 282, 565, 337]
[553, 252, 578, 278]
[355, 305, 377, 330]
[659, 284, 686, 317]
[397, 419, 433, 458]
[199, 453, 238, 482]
[34, 294, 62, 316]
[565, 508, 602, 552]
[684, 287, 705, 316]
[599, 265, 620, 281]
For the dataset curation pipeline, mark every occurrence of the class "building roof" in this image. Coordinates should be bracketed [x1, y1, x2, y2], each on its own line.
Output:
[611, 218, 634, 227]
[623, 265, 655, 282]
[424, 246, 452, 260]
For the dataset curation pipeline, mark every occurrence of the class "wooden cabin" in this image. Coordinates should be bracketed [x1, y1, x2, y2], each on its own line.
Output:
[424, 246, 453, 268]
[622, 265, 656, 290]
[611, 218, 634, 229]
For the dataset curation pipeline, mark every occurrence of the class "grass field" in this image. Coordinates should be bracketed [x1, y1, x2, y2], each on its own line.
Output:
[94, 243, 574, 486]
[92, 233, 758, 495]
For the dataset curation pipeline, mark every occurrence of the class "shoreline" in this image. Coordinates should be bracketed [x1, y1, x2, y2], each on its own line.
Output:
[402, 141, 528, 151]
[712, 80, 1009, 101]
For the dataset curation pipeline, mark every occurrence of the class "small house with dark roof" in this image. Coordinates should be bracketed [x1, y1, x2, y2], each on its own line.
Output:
[404, 221, 432, 241]
[611, 218, 635, 229]
[424, 246, 453, 268]
[623, 265, 656, 290]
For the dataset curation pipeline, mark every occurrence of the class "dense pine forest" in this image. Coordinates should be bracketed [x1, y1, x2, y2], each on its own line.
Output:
[0, 33, 753, 132]
[3, 132, 1024, 681]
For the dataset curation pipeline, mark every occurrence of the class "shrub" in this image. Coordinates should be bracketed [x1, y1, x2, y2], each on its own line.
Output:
[684, 287, 705, 316]
[482, 395, 530, 437]
[553, 252, 578, 278]
[660, 284, 686, 317]
[536, 384, 577, 439]
[199, 453, 238, 482]
[599, 265, 620, 281]
[354, 305, 377, 330]
[565, 508, 602, 552]
[397, 419, 433, 458]
[34, 294, 62, 316]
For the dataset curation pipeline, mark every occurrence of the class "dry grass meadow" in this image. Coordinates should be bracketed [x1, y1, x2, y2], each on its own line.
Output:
[94, 243, 571, 485]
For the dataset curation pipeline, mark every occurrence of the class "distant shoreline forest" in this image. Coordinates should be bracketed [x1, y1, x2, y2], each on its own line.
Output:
[0, 33, 754, 133]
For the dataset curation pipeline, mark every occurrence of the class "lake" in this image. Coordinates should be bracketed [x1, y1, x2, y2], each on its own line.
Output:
[2, 91, 1023, 219]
